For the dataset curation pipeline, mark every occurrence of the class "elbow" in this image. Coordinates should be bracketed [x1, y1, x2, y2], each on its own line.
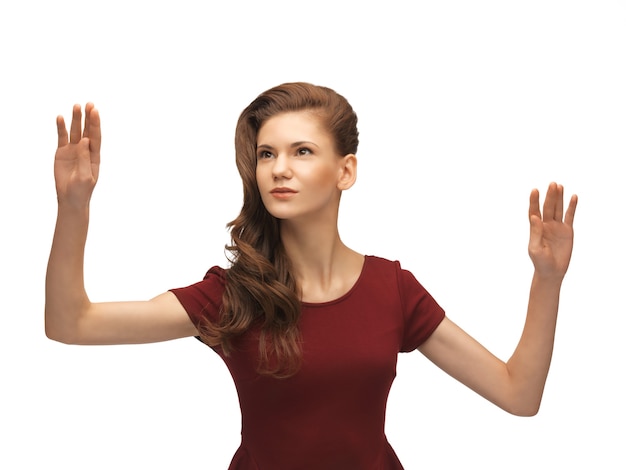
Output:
[502, 397, 542, 417]
[509, 406, 540, 417]
[44, 294, 94, 344]
[44, 309, 81, 344]
[45, 322, 76, 344]
[498, 371, 546, 416]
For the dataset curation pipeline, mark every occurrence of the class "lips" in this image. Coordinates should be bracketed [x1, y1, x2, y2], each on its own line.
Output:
[270, 187, 297, 199]
[270, 187, 297, 194]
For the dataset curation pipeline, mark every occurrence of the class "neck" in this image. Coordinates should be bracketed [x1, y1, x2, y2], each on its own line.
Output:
[279, 215, 364, 303]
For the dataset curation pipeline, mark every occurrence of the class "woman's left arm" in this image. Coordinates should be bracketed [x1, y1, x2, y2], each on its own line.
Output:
[419, 182, 578, 416]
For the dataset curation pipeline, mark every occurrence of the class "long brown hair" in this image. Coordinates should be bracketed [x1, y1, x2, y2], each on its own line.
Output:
[199, 82, 359, 378]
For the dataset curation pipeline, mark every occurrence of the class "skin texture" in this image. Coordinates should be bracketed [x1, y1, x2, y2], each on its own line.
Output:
[255, 111, 362, 303]
[46, 104, 195, 345]
[46, 104, 577, 417]
[419, 183, 577, 415]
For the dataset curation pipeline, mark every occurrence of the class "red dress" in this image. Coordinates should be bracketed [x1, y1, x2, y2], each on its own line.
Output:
[171, 255, 445, 469]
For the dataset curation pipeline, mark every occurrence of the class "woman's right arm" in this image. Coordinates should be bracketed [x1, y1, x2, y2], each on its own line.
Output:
[45, 104, 198, 345]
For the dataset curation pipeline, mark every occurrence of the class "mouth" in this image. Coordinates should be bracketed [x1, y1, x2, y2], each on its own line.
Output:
[270, 187, 297, 198]
[270, 187, 297, 194]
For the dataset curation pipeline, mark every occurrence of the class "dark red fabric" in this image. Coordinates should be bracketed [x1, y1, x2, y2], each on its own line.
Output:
[170, 255, 445, 469]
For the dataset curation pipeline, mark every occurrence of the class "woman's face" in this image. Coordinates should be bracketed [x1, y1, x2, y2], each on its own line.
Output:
[255, 111, 352, 222]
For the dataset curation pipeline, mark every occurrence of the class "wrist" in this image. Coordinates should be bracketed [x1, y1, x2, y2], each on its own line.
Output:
[57, 197, 91, 215]
[531, 269, 564, 288]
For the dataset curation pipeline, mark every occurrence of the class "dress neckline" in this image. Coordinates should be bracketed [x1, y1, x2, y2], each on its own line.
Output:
[300, 255, 370, 308]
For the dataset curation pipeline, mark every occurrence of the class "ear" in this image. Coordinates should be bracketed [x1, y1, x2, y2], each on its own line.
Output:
[337, 154, 357, 190]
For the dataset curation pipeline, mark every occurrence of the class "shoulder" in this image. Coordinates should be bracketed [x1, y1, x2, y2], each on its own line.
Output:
[363, 255, 409, 279]
[364, 255, 401, 271]
[360, 255, 413, 298]
[202, 265, 228, 282]
[361, 256, 445, 350]
[169, 265, 228, 324]
[363, 255, 436, 303]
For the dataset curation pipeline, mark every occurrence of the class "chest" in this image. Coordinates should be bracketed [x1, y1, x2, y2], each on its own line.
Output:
[223, 290, 405, 392]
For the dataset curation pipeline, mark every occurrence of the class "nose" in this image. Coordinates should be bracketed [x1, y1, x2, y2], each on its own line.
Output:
[271, 153, 292, 180]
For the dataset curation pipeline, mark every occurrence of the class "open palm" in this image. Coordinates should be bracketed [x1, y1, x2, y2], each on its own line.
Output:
[528, 183, 578, 279]
[54, 103, 101, 208]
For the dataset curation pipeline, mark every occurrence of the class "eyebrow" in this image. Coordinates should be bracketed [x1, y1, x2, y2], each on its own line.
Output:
[256, 141, 320, 150]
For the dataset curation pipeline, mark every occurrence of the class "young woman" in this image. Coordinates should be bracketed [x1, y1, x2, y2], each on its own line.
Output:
[46, 82, 577, 469]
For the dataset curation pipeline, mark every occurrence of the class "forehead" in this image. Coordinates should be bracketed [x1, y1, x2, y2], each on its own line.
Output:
[257, 111, 330, 144]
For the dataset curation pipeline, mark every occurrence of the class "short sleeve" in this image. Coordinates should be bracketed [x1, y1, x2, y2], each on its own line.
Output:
[397, 265, 445, 352]
[169, 266, 227, 328]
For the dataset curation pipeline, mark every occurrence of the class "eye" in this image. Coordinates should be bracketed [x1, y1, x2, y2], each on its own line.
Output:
[296, 147, 312, 156]
[257, 150, 274, 159]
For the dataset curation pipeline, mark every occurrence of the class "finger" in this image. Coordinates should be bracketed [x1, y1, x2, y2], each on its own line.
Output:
[554, 184, 564, 221]
[542, 182, 558, 221]
[564, 194, 578, 227]
[83, 102, 94, 138]
[69, 104, 82, 144]
[88, 107, 101, 165]
[56, 115, 68, 147]
[528, 214, 544, 256]
[528, 188, 541, 222]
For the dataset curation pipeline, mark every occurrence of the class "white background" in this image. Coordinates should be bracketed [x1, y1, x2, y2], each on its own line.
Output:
[1, 1, 624, 468]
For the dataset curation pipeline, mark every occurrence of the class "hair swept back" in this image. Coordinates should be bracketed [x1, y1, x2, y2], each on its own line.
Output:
[198, 82, 359, 378]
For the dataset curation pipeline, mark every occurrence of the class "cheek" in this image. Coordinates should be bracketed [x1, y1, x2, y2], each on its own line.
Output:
[307, 165, 339, 189]
[255, 165, 267, 187]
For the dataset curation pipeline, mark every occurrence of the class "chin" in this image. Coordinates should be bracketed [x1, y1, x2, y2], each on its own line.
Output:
[262, 203, 297, 220]
[267, 211, 296, 221]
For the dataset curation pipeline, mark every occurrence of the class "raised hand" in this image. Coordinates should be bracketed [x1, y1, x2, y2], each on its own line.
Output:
[528, 182, 578, 280]
[54, 103, 101, 208]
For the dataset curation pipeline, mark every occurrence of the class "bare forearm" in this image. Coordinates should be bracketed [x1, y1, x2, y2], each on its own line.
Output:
[420, 184, 575, 416]
[505, 272, 563, 415]
[45, 204, 92, 342]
